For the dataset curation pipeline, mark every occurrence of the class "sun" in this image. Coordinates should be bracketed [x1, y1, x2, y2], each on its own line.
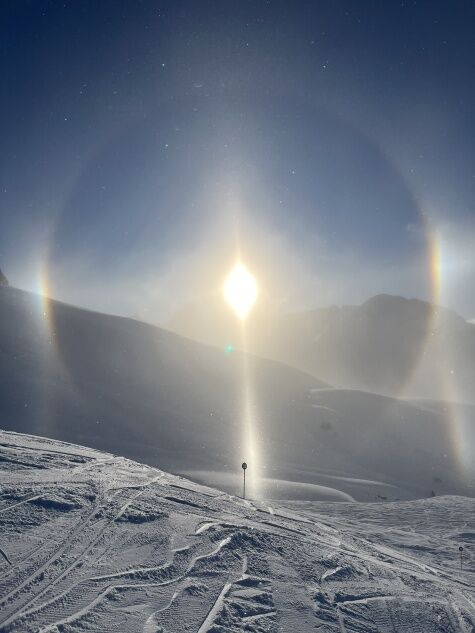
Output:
[223, 262, 259, 321]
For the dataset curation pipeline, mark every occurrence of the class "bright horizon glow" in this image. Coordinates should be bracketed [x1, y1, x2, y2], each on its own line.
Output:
[223, 262, 259, 321]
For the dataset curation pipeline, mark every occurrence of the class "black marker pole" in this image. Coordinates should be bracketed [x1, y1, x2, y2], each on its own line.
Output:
[242, 462, 247, 500]
[459, 546, 464, 571]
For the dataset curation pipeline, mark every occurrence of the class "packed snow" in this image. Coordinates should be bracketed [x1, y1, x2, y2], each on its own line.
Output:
[0, 430, 473, 632]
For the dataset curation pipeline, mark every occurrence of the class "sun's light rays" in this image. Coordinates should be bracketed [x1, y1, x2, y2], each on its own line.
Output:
[223, 260, 262, 498]
[240, 329, 261, 499]
[37, 270, 55, 346]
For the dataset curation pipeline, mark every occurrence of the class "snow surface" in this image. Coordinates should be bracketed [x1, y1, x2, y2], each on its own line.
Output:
[0, 430, 473, 632]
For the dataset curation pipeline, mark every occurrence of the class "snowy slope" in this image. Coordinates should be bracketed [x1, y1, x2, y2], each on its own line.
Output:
[0, 431, 473, 633]
[0, 286, 474, 501]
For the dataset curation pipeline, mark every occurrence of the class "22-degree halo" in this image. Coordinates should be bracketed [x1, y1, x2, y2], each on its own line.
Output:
[223, 263, 259, 321]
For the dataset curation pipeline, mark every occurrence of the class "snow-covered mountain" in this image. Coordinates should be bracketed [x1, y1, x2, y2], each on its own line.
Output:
[0, 431, 473, 633]
[169, 294, 475, 404]
[0, 286, 474, 501]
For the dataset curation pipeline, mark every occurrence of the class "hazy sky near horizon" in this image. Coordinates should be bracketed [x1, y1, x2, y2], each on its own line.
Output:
[1, 1, 474, 320]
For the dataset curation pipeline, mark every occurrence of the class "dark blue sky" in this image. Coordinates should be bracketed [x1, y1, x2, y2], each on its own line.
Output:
[1, 1, 474, 319]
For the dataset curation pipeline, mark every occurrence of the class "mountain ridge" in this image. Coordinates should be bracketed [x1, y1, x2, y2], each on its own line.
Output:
[168, 292, 475, 403]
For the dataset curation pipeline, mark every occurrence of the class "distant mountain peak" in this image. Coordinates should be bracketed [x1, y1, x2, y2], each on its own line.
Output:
[0, 268, 8, 287]
[362, 293, 427, 310]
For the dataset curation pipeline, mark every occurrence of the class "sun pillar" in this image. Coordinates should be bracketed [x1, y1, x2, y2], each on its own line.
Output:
[223, 262, 261, 498]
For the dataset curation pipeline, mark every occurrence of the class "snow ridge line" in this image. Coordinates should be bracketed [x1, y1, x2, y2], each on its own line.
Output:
[197, 581, 232, 633]
[0, 547, 12, 566]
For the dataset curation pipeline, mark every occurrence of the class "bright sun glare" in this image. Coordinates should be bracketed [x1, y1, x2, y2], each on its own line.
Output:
[223, 262, 259, 321]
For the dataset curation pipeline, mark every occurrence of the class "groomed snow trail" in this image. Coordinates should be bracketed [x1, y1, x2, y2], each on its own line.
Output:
[0, 430, 473, 632]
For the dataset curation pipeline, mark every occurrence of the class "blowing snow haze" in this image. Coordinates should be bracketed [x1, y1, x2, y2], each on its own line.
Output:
[0, 2, 474, 631]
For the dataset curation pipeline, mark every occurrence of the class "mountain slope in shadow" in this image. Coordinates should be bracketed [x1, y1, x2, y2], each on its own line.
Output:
[0, 286, 473, 500]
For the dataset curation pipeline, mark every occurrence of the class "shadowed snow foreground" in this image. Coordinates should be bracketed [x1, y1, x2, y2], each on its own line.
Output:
[0, 430, 473, 633]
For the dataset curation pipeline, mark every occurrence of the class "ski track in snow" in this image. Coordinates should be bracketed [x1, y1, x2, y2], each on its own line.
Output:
[0, 430, 473, 633]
